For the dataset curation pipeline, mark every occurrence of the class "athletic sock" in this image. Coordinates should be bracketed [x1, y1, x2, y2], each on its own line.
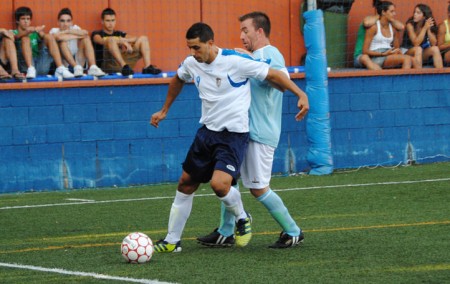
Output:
[165, 190, 194, 243]
[219, 185, 247, 221]
[257, 188, 301, 236]
[218, 186, 238, 237]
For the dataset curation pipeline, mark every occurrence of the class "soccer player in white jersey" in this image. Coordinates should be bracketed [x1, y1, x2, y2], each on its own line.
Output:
[150, 22, 308, 253]
[197, 12, 306, 249]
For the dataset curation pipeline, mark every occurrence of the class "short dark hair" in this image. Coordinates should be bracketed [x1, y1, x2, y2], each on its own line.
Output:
[239, 11, 271, 37]
[186, 22, 214, 42]
[58, 8, 72, 20]
[15, 6, 32, 23]
[101, 8, 116, 19]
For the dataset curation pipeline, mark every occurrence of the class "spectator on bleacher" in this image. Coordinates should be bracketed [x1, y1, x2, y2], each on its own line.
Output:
[437, 2, 450, 66]
[401, 4, 443, 68]
[362, 1, 413, 69]
[49, 8, 105, 77]
[13, 6, 74, 79]
[0, 28, 25, 80]
[91, 8, 161, 76]
[354, 1, 404, 70]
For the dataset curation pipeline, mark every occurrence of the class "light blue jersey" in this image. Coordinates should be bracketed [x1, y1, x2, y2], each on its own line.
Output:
[249, 45, 288, 148]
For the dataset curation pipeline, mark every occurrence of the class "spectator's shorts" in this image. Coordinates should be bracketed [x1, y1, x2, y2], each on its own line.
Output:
[16, 43, 54, 75]
[102, 49, 142, 73]
[353, 54, 364, 68]
[370, 48, 390, 67]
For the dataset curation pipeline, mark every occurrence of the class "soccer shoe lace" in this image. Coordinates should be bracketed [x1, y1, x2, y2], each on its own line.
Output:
[235, 213, 252, 247]
[197, 228, 235, 247]
[268, 231, 305, 249]
[154, 239, 182, 253]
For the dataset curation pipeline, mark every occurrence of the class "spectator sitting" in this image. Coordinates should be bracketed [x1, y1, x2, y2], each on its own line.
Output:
[401, 4, 443, 68]
[354, 1, 404, 70]
[437, 2, 450, 66]
[13, 6, 74, 79]
[50, 8, 105, 77]
[91, 8, 161, 76]
[362, 1, 413, 69]
[0, 28, 25, 80]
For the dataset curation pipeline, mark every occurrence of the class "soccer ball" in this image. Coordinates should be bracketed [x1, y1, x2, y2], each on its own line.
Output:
[121, 232, 154, 264]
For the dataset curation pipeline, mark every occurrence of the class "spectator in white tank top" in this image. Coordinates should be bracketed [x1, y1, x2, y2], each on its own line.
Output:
[362, 1, 415, 69]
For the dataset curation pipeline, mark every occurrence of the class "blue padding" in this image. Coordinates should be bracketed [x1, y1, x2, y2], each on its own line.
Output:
[303, 9, 334, 175]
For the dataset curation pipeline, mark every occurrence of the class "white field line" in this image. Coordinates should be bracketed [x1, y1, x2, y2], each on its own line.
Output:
[0, 262, 175, 284]
[1, 177, 449, 211]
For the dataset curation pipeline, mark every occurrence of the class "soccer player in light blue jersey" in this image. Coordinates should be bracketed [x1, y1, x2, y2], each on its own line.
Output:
[197, 12, 307, 248]
[150, 22, 308, 253]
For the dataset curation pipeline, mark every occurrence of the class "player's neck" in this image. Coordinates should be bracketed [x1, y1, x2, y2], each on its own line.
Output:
[206, 46, 219, 64]
[253, 39, 270, 52]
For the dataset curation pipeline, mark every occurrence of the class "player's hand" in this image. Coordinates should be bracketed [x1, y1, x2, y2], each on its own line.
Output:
[234, 48, 253, 57]
[124, 42, 133, 54]
[295, 93, 309, 121]
[35, 25, 45, 33]
[2, 30, 15, 41]
[150, 111, 166, 128]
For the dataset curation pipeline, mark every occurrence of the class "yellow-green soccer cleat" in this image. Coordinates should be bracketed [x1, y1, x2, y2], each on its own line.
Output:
[235, 213, 252, 247]
[154, 239, 182, 253]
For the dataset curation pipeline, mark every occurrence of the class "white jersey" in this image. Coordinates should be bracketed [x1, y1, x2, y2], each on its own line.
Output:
[250, 45, 288, 148]
[177, 48, 269, 133]
[49, 25, 81, 56]
[369, 21, 393, 51]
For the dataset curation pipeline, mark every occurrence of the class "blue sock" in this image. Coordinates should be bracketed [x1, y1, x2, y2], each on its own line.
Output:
[217, 185, 239, 237]
[257, 188, 301, 236]
[217, 202, 236, 237]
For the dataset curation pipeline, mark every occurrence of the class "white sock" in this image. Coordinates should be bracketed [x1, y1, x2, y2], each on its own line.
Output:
[165, 191, 194, 243]
[219, 186, 247, 220]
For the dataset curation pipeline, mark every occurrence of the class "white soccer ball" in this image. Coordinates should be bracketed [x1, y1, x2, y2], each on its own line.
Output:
[121, 232, 154, 264]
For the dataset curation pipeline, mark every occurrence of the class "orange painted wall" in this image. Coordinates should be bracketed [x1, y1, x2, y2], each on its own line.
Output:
[2, 0, 447, 71]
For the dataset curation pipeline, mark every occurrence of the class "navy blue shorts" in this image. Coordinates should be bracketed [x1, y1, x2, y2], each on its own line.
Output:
[182, 126, 249, 184]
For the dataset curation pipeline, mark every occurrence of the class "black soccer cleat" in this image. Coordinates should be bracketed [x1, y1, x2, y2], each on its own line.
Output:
[197, 228, 235, 247]
[142, 64, 162, 75]
[268, 231, 304, 249]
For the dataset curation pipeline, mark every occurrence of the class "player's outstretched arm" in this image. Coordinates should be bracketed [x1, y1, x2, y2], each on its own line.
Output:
[150, 75, 185, 128]
[265, 68, 309, 121]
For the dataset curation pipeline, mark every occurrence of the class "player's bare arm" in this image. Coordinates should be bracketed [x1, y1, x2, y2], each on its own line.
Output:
[265, 68, 309, 121]
[150, 75, 185, 128]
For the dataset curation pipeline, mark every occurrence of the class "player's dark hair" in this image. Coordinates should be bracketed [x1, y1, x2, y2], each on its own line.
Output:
[15, 6, 32, 23]
[58, 8, 72, 20]
[101, 8, 116, 19]
[375, 1, 394, 16]
[186, 22, 214, 42]
[239, 11, 271, 37]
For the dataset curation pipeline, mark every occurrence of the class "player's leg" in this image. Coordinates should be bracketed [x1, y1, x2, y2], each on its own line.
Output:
[383, 54, 412, 69]
[43, 34, 74, 78]
[209, 130, 251, 247]
[405, 46, 422, 68]
[134, 35, 161, 74]
[245, 141, 302, 248]
[19, 36, 35, 78]
[445, 50, 450, 66]
[155, 126, 210, 253]
[154, 170, 199, 253]
[423, 46, 443, 68]
[1, 36, 24, 79]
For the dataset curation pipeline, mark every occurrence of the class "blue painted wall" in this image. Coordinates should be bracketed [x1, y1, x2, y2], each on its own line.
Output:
[0, 73, 449, 193]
